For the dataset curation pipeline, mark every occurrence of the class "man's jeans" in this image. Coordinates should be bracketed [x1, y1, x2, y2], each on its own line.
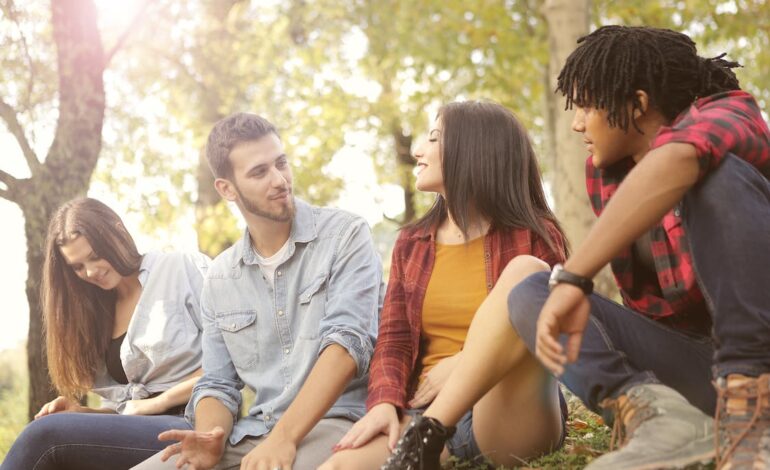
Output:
[508, 154, 770, 419]
[0, 413, 189, 470]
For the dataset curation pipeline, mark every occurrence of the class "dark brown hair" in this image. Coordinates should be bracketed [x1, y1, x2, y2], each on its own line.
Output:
[409, 101, 565, 253]
[205, 112, 279, 179]
[557, 25, 741, 131]
[42, 197, 142, 398]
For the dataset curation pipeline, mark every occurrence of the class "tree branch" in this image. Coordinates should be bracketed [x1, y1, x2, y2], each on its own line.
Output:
[1, 0, 36, 111]
[0, 168, 17, 185]
[0, 169, 18, 202]
[0, 96, 40, 175]
[103, 0, 154, 68]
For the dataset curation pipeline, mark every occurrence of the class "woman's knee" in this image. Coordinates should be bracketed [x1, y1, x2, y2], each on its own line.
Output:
[16, 414, 70, 445]
[498, 255, 550, 288]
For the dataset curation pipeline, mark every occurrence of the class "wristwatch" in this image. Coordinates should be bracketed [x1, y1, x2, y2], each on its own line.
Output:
[548, 264, 594, 295]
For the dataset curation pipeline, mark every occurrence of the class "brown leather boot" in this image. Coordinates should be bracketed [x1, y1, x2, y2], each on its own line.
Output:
[716, 373, 770, 469]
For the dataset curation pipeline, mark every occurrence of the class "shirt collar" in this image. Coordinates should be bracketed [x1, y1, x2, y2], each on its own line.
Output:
[234, 197, 317, 267]
[136, 251, 158, 287]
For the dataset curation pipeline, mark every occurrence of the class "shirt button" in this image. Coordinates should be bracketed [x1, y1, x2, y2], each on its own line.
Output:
[231, 323, 236, 329]
[277, 271, 282, 277]
[278, 310, 284, 316]
[284, 385, 289, 391]
[284, 348, 290, 355]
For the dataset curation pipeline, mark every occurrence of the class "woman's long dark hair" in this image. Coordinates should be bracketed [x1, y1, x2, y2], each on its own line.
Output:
[42, 197, 142, 398]
[557, 25, 741, 131]
[408, 100, 566, 254]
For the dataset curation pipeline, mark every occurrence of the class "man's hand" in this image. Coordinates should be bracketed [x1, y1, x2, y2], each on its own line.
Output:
[158, 426, 227, 470]
[535, 283, 591, 376]
[333, 403, 400, 451]
[408, 353, 460, 409]
[123, 396, 165, 416]
[35, 396, 83, 419]
[239, 429, 297, 470]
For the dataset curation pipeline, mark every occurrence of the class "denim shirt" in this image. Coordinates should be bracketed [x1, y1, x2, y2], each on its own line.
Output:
[188, 199, 383, 445]
[91, 251, 210, 412]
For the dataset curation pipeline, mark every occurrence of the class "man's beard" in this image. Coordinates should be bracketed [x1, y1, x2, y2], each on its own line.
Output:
[235, 186, 295, 223]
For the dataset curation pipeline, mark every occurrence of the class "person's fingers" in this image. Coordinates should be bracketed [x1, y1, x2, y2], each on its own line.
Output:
[334, 425, 360, 450]
[350, 422, 381, 449]
[174, 453, 188, 469]
[158, 429, 190, 442]
[566, 331, 584, 363]
[387, 416, 401, 451]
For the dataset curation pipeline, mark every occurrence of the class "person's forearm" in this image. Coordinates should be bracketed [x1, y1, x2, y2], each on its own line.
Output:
[194, 396, 235, 438]
[271, 344, 356, 445]
[565, 142, 700, 278]
[154, 368, 203, 411]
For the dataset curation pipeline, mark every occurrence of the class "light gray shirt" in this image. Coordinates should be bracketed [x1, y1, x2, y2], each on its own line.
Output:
[91, 251, 210, 412]
[188, 199, 383, 445]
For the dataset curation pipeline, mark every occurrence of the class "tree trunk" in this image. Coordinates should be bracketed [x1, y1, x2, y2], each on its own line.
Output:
[543, 0, 617, 296]
[21, 0, 106, 419]
[392, 124, 415, 223]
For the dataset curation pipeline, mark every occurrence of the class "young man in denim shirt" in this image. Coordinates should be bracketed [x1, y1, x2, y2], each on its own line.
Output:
[133, 113, 383, 470]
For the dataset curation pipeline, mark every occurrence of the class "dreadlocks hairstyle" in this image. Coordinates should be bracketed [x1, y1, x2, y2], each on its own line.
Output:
[42, 198, 142, 398]
[408, 100, 567, 256]
[557, 25, 742, 131]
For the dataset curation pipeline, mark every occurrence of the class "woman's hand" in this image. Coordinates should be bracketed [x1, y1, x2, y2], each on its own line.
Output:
[123, 395, 165, 416]
[408, 353, 461, 409]
[333, 403, 401, 451]
[34, 396, 83, 419]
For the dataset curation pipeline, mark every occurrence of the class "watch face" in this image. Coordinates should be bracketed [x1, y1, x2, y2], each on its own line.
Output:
[548, 264, 563, 290]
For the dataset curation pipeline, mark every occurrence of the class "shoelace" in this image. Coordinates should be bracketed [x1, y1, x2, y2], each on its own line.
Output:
[715, 376, 770, 468]
[600, 389, 659, 451]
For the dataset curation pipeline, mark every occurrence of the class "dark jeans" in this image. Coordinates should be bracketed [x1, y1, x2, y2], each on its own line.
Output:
[0, 413, 190, 470]
[508, 154, 770, 419]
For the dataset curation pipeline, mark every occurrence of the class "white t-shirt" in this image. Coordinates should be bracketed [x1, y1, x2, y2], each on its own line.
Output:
[253, 239, 291, 287]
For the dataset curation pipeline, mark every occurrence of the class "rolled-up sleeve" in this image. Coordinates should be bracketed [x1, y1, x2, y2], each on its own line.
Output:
[185, 280, 244, 425]
[318, 217, 382, 379]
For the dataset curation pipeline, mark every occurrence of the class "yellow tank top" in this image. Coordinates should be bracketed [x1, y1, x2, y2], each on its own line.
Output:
[420, 236, 487, 376]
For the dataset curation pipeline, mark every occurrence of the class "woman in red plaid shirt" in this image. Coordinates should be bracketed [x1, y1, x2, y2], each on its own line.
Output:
[321, 101, 569, 469]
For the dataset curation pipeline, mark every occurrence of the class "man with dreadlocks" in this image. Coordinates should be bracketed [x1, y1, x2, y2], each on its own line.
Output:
[375, 25, 770, 470]
[521, 25, 770, 469]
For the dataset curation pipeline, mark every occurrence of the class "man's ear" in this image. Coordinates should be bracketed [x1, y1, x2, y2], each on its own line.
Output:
[214, 178, 238, 202]
[632, 89, 651, 119]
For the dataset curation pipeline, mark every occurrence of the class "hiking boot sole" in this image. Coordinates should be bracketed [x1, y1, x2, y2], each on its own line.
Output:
[587, 435, 715, 470]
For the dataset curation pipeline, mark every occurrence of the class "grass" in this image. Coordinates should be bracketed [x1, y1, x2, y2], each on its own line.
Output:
[445, 390, 611, 469]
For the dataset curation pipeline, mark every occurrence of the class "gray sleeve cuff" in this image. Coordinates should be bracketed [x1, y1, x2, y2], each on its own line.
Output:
[320, 329, 374, 379]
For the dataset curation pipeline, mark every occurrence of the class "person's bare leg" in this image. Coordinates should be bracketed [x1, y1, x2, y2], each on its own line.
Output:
[424, 255, 561, 465]
[319, 416, 452, 470]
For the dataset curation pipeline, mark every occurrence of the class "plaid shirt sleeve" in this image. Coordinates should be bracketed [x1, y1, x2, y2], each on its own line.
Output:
[652, 91, 770, 180]
[366, 232, 414, 410]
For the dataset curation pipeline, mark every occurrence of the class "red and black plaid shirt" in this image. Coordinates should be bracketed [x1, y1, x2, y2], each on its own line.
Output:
[366, 222, 567, 410]
[587, 91, 770, 334]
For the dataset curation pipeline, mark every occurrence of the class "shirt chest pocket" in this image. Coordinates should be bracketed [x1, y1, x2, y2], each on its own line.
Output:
[130, 300, 191, 356]
[297, 275, 327, 340]
[215, 310, 259, 369]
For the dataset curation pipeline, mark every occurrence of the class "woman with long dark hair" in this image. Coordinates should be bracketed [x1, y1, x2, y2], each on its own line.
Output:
[2, 197, 209, 470]
[321, 101, 569, 469]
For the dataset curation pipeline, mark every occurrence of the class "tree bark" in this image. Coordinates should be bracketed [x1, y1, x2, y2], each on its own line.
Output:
[392, 124, 415, 223]
[19, 0, 106, 420]
[543, 0, 617, 296]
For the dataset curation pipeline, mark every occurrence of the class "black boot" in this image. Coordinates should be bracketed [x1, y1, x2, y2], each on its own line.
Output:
[381, 414, 456, 470]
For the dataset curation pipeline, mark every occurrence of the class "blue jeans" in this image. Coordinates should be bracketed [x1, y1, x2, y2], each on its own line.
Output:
[0, 413, 190, 470]
[508, 154, 770, 420]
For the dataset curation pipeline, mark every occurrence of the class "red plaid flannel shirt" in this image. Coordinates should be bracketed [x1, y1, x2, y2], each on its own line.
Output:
[587, 91, 770, 334]
[366, 222, 567, 410]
